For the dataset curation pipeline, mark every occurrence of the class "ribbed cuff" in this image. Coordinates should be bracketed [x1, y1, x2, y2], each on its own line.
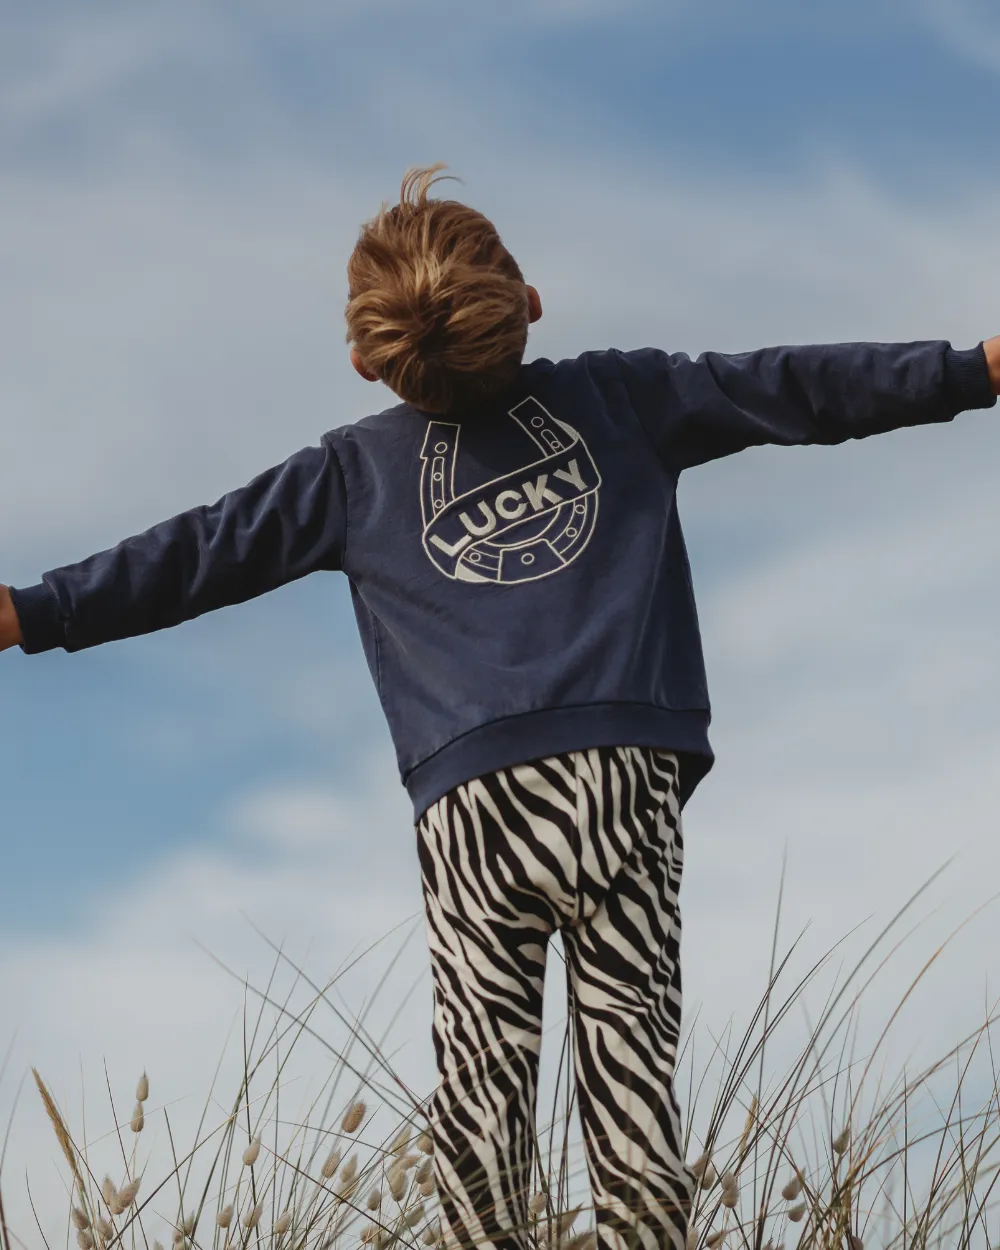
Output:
[946, 344, 997, 412]
[9, 581, 66, 654]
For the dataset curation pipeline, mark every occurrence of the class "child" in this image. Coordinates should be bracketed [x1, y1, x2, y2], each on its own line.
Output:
[1, 164, 997, 1250]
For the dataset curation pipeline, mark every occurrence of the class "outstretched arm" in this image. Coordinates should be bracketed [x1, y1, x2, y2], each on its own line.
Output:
[2, 436, 348, 655]
[616, 336, 1000, 472]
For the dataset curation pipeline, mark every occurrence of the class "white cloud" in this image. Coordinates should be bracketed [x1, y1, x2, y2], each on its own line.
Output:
[911, 0, 1000, 74]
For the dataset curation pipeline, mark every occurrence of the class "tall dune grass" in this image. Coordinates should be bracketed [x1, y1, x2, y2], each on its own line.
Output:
[4, 868, 1000, 1249]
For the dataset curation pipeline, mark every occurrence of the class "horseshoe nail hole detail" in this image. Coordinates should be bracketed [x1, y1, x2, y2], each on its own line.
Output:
[521, 553, 536, 565]
[434, 442, 448, 453]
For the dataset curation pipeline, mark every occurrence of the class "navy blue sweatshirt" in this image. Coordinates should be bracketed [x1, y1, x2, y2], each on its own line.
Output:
[10, 341, 996, 816]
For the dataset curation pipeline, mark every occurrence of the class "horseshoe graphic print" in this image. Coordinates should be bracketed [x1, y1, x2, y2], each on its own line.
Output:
[419, 397, 602, 584]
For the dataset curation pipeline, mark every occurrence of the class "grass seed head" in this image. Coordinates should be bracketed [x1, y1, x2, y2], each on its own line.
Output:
[700, 1162, 717, 1190]
[390, 1126, 411, 1156]
[737, 1095, 758, 1159]
[33, 1069, 86, 1199]
[832, 1124, 851, 1156]
[557, 1205, 582, 1234]
[244, 1201, 264, 1230]
[130, 1102, 144, 1133]
[788, 1202, 806, 1223]
[96, 1216, 114, 1240]
[338, 1177, 361, 1204]
[415, 1158, 433, 1185]
[101, 1178, 118, 1209]
[321, 1146, 343, 1179]
[367, 1188, 382, 1210]
[76, 1231, 95, 1250]
[273, 1211, 292, 1236]
[337, 1164, 361, 1203]
[405, 1202, 426, 1227]
[416, 1131, 434, 1154]
[243, 1136, 262, 1167]
[71, 1208, 90, 1232]
[388, 1169, 408, 1202]
[342, 1101, 366, 1134]
[360, 1223, 378, 1244]
[118, 1177, 140, 1208]
[529, 1191, 547, 1216]
[706, 1232, 726, 1249]
[217, 1205, 234, 1229]
[780, 1174, 801, 1201]
[422, 1219, 440, 1246]
[136, 1072, 149, 1103]
[419, 1177, 436, 1197]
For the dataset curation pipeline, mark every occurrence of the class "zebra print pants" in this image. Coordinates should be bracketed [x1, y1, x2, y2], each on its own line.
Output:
[416, 745, 694, 1250]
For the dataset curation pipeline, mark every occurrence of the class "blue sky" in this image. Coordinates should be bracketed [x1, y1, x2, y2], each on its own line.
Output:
[5, 0, 1000, 1238]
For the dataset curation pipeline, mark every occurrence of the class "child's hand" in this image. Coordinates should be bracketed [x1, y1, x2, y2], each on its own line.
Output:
[0, 585, 23, 652]
[984, 336, 1000, 394]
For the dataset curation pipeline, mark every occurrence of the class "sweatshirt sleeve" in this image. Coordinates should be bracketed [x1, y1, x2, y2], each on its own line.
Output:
[9, 435, 349, 655]
[613, 340, 997, 472]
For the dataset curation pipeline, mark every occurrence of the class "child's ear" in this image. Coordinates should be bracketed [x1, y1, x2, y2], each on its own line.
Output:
[526, 285, 542, 324]
[351, 346, 378, 382]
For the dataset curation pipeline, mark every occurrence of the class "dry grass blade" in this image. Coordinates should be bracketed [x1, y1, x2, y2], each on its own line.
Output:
[0, 1184, 10, 1250]
[30, 1070, 85, 1199]
[0, 1044, 16, 1250]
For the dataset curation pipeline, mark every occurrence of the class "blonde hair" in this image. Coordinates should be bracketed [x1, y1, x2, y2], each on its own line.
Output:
[345, 164, 530, 415]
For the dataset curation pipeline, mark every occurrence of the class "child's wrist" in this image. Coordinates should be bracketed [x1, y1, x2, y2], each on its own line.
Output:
[0, 585, 24, 651]
[983, 336, 1000, 395]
